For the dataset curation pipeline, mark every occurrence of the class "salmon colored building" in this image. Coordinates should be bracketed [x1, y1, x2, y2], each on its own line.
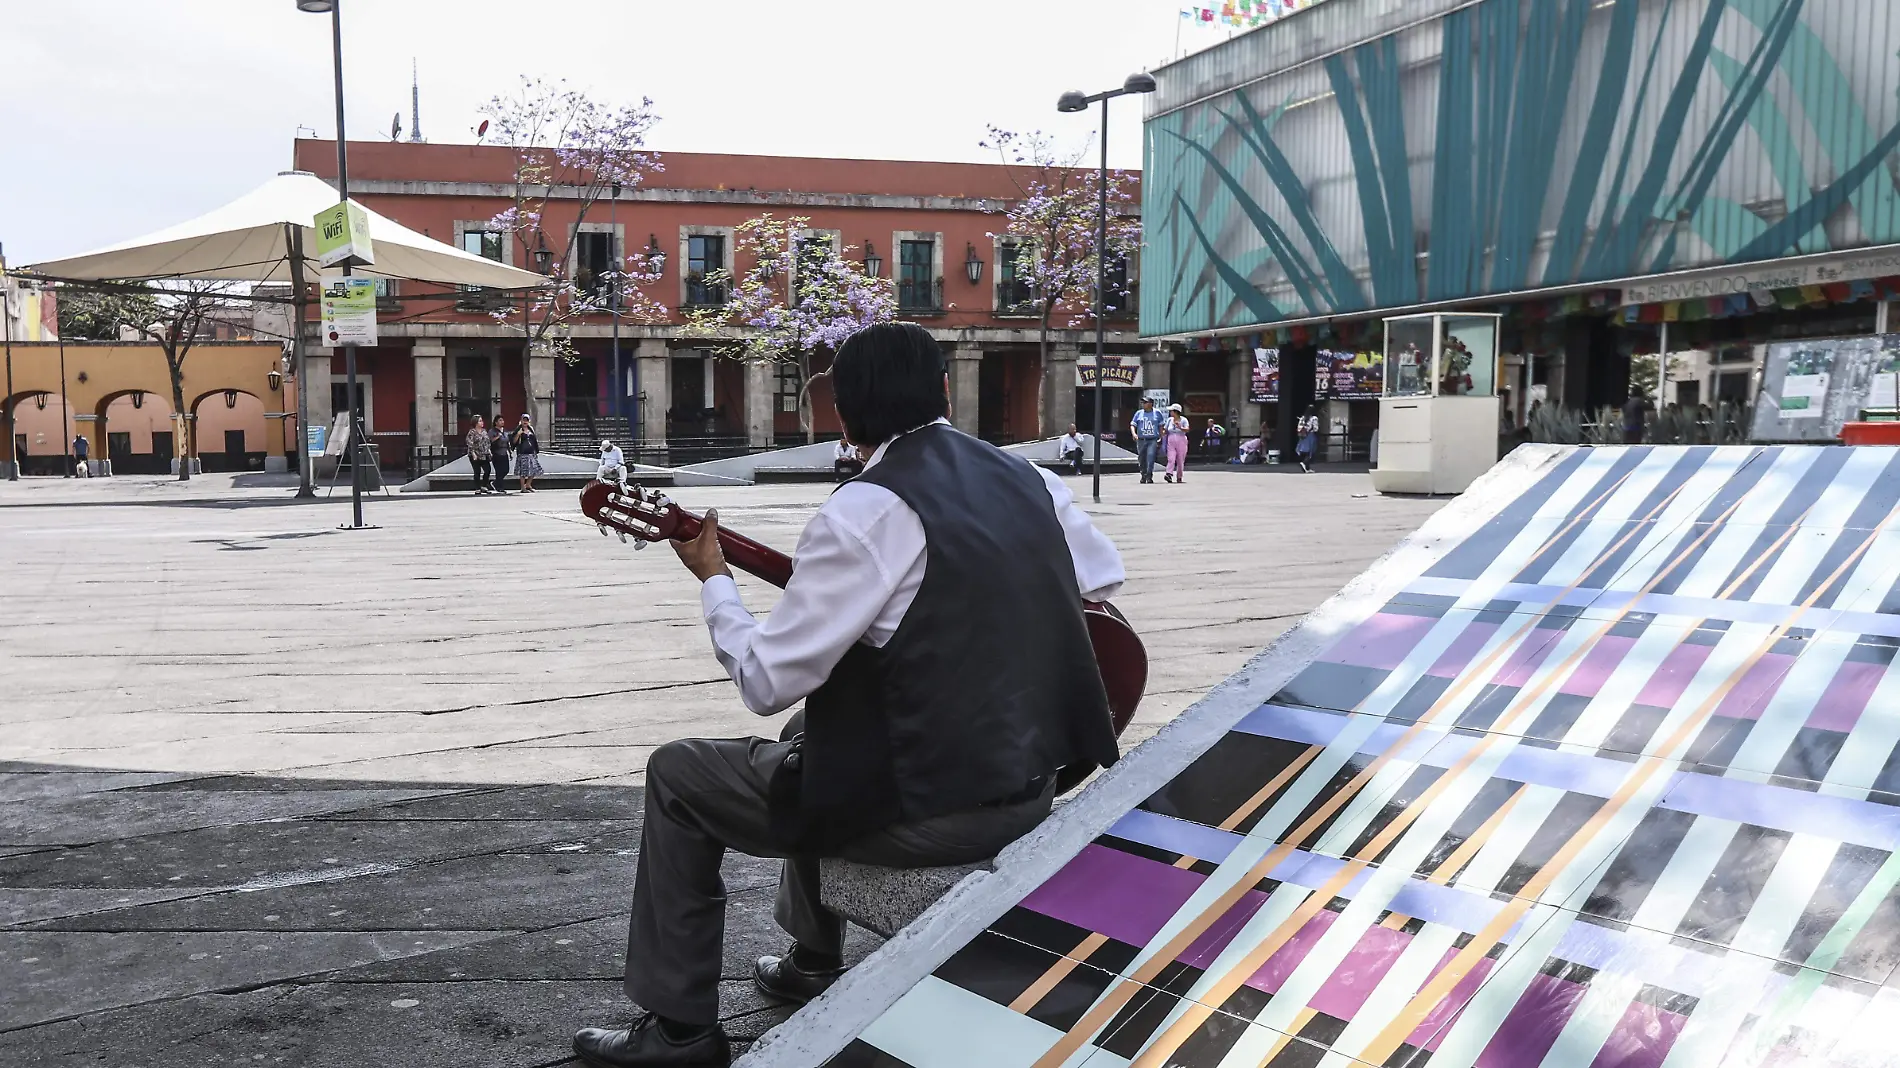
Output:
[288, 139, 1157, 465]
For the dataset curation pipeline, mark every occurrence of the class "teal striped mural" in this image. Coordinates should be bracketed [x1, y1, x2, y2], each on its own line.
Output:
[1141, 0, 1900, 336]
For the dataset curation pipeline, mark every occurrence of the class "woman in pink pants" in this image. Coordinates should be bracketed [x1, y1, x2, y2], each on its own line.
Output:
[1163, 403, 1192, 483]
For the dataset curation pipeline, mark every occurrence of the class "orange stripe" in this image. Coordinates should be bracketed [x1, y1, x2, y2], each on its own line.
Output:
[1124, 485, 1755, 1067]
[1029, 471, 1675, 1068]
[1009, 932, 1108, 1013]
[1350, 504, 1898, 1066]
[1254, 1007, 1318, 1066]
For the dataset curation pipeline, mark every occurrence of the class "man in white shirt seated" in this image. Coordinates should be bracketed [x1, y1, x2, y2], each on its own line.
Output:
[598, 440, 627, 483]
[574, 322, 1125, 1068]
[1058, 422, 1087, 475]
[832, 436, 863, 481]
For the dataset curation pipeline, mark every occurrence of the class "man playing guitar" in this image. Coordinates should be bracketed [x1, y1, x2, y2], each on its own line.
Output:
[574, 322, 1126, 1067]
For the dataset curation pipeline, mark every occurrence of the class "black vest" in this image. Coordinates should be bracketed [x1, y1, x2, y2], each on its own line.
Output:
[772, 425, 1118, 849]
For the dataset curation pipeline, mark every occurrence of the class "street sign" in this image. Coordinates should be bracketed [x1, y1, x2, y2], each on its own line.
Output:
[306, 425, 326, 457]
[320, 277, 378, 346]
[313, 201, 375, 268]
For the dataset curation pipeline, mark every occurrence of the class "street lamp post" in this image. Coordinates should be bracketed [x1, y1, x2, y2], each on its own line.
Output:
[298, 0, 368, 529]
[1058, 71, 1155, 505]
[610, 182, 621, 433]
[3, 284, 15, 482]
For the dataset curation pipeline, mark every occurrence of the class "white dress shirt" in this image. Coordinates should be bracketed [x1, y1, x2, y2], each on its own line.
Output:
[1059, 432, 1085, 452]
[700, 420, 1125, 717]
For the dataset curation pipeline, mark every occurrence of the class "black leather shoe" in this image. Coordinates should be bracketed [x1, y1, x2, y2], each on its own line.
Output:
[754, 949, 847, 1004]
[573, 1015, 730, 1067]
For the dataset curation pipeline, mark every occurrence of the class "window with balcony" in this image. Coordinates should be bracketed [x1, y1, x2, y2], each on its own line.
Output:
[794, 236, 833, 303]
[1102, 254, 1135, 318]
[573, 230, 616, 300]
[457, 229, 507, 310]
[461, 229, 505, 262]
[996, 240, 1034, 314]
[776, 362, 802, 413]
[685, 234, 727, 307]
[898, 238, 939, 312]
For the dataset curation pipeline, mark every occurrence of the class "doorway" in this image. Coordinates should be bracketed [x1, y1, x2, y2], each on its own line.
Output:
[563, 357, 598, 417]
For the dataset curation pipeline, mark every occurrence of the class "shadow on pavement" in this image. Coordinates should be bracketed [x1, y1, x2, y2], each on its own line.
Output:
[0, 760, 875, 1067]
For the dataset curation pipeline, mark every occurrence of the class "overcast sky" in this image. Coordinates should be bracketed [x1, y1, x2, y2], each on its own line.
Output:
[4, 0, 1236, 266]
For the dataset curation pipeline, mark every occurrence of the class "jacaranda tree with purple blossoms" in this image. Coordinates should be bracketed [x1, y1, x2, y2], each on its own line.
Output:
[680, 214, 895, 443]
[982, 126, 1140, 417]
[480, 77, 668, 420]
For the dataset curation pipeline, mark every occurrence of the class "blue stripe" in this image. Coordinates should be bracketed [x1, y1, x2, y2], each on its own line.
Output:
[1225, 703, 1900, 851]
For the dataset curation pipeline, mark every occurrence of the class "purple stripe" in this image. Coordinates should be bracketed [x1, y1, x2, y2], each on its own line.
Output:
[1428, 622, 1502, 679]
[1322, 612, 1437, 670]
[1633, 642, 1715, 708]
[1587, 999, 1686, 1068]
[1807, 659, 1887, 734]
[1474, 972, 1592, 1068]
[1712, 652, 1799, 721]
[1404, 577, 1900, 639]
[1558, 634, 1636, 697]
[1496, 629, 1562, 687]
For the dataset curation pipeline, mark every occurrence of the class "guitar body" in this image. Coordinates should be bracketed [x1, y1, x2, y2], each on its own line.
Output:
[579, 480, 1147, 794]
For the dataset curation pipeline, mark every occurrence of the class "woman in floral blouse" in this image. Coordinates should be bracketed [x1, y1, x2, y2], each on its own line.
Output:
[466, 416, 494, 495]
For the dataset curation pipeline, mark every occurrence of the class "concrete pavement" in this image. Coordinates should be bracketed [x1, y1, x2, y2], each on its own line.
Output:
[0, 465, 1442, 1066]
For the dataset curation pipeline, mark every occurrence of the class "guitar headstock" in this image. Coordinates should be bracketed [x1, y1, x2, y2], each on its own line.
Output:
[578, 480, 689, 547]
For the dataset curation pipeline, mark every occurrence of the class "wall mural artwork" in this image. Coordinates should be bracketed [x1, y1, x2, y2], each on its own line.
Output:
[1142, 0, 1900, 335]
[816, 444, 1900, 1068]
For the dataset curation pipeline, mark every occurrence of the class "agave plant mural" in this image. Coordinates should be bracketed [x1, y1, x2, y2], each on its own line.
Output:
[1142, 0, 1900, 336]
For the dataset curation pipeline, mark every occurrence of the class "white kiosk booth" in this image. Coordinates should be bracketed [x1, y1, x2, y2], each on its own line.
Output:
[1371, 312, 1502, 495]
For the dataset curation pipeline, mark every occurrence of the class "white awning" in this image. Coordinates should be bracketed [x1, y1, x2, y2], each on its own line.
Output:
[25, 170, 544, 291]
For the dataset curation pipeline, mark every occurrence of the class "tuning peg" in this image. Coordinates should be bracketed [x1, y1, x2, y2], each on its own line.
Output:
[633, 538, 648, 551]
[617, 530, 628, 544]
[597, 524, 609, 537]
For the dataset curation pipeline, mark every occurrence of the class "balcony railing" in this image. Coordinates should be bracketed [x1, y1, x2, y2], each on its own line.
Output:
[455, 288, 510, 314]
[684, 277, 729, 309]
[897, 277, 944, 315]
[995, 279, 1036, 317]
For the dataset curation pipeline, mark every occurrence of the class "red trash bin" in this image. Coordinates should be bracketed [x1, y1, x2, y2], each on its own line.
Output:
[1840, 422, 1900, 446]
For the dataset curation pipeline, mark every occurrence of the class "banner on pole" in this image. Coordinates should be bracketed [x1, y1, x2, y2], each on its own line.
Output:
[320, 277, 378, 346]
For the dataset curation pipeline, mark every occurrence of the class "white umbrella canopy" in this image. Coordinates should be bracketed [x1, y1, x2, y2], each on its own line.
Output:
[25, 170, 543, 290]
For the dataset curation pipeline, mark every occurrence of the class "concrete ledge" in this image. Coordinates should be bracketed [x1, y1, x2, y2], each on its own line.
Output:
[818, 859, 990, 940]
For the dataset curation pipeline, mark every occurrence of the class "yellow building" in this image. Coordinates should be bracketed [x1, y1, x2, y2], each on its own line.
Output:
[3, 342, 291, 475]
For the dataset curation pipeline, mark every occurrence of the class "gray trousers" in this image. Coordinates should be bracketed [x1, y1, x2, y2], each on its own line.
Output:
[623, 713, 1054, 1024]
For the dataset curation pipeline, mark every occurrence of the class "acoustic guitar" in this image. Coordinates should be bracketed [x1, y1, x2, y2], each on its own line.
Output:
[578, 480, 1147, 792]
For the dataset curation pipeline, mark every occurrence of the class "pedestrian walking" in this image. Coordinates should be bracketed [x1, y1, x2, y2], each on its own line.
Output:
[1621, 391, 1648, 444]
[1162, 403, 1190, 484]
[488, 414, 511, 494]
[1201, 419, 1224, 460]
[512, 415, 543, 492]
[1129, 397, 1165, 484]
[71, 433, 90, 477]
[1295, 407, 1320, 473]
[466, 417, 493, 495]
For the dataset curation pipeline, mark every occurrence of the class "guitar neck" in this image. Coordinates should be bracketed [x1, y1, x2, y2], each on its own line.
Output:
[669, 510, 796, 589]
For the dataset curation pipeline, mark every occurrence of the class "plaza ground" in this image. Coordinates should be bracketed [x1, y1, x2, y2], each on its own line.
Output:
[0, 465, 1441, 1066]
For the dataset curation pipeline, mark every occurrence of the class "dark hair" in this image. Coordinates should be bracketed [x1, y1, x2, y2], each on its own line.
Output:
[830, 322, 948, 445]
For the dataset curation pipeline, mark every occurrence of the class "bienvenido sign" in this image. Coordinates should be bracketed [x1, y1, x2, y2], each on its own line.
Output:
[1621, 245, 1900, 306]
[1075, 354, 1144, 388]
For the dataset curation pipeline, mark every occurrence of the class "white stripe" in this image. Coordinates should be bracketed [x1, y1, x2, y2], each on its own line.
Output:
[1671, 448, 1825, 599]
[1538, 452, 1696, 589]
[857, 975, 1116, 1068]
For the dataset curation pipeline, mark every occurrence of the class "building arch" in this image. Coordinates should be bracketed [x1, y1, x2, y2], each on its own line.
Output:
[188, 388, 274, 471]
[93, 388, 178, 475]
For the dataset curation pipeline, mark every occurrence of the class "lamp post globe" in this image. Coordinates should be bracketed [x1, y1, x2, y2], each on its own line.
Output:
[1056, 91, 1089, 113]
[295, 0, 334, 11]
[1123, 72, 1157, 94]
